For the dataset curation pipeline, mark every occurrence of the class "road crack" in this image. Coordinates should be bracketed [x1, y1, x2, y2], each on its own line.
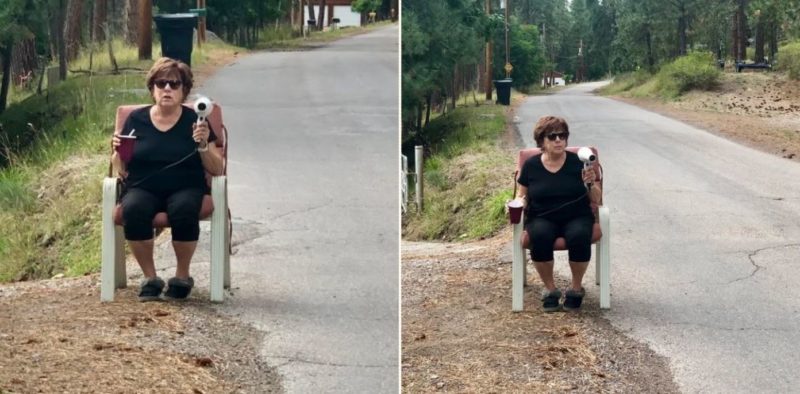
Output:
[267, 199, 334, 221]
[727, 243, 800, 284]
[268, 355, 394, 369]
[666, 321, 796, 333]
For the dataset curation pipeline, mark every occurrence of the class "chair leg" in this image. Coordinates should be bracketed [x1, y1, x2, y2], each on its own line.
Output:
[210, 176, 227, 302]
[101, 177, 119, 302]
[114, 226, 126, 289]
[595, 243, 601, 286]
[223, 212, 231, 290]
[512, 214, 525, 312]
[598, 206, 611, 309]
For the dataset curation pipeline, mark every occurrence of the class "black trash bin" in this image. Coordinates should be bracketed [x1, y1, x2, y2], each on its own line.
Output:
[494, 78, 513, 106]
[153, 13, 197, 66]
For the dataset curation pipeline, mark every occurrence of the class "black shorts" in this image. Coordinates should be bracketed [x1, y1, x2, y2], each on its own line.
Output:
[120, 187, 205, 242]
[525, 215, 593, 263]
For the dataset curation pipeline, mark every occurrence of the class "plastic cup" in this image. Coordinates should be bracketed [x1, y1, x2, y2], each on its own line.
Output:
[507, 199, 524, 224]
[116, 135, 137, 163]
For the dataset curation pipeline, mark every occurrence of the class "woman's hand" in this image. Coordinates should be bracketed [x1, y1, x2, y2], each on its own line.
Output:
[582, 167, 596, 184]
[192, 121, 210, 147]
[110, 134, 128, 178]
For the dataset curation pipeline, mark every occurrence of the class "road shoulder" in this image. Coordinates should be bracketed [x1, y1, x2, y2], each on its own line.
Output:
[401, 233, 679, 392]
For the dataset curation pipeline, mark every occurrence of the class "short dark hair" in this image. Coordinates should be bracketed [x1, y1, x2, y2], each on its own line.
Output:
[145, 57, 193, 99]
[533, 116, 570, 147]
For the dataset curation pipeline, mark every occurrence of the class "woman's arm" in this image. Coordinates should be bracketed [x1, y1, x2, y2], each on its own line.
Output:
[198, 143, 224, 176]
[193, 121, 224, 176]
[516, 184, 528, 208]
[582, 167, 601, 204]
[110, 135, 127, 178]
[588, 183, 601, 205]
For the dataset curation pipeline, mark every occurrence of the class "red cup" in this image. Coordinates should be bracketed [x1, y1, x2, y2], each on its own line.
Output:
[507, 199, 524, 224]
[116, 135, 137, 163]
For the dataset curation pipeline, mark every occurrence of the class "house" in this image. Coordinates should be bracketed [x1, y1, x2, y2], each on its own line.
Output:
[541, 71, 566, 87]
[302, 0, 362, 28]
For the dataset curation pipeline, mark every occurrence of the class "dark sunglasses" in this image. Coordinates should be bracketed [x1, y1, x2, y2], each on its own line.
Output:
[545, 132, 569, 141]
[153, 79, 183, 89]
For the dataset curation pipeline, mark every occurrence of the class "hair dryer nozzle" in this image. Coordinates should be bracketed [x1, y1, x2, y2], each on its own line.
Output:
[577, 147, 596, 163]
[193, 96, 213, 122]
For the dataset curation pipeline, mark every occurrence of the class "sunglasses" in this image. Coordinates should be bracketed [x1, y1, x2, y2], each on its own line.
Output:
[545, 132, 569, 141]
[153, 79, 183, 89]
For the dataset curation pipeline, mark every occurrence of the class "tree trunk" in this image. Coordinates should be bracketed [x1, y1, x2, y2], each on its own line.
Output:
[730, 11, 738, 60]
[57, 0, 68, 81]
[754, 14, 765, 63]
[138, 0, 152, 60]
[11, 39, 38, 85]
[484, 0, 492, 101]
[317, 0, 327, 30]
[424, 93, 432, 128]
[94, 0, 108, 42]
[64, 0, 84, 61]
[768, 20, 777, 63]
[645, 28, 654, 70]
[0, 45, 12, 114]
[678, 4, 687, 56]
[124, 0, 140, 45]
[738, 0, 748, 61]
[307, 0, 315, 27]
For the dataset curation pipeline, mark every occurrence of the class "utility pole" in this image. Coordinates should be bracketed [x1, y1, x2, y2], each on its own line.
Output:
[198, 0, 207, 46]
[485, 0, 492, 101]
[138, 0, 152, 60]
[543, 21, 548, 87]
[577, 39, 585, 83]
[504, 0, 511, 78]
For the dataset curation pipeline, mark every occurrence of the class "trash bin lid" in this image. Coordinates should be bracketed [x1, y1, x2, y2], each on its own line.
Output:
[154, 13, 198, 29]
[154, 13, 198, 19]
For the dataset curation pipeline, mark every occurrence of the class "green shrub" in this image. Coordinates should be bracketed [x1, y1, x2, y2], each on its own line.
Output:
[600, 69, 653, 95]
[777, 41, 800, 79]
[656, 52, 721, 98]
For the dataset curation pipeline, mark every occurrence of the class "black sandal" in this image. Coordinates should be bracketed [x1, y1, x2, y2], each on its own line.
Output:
[138, 276, 165, 302]
[164, 277, 194, 300]
[540, 288, 562, 312]
[563, 287, 585, 311]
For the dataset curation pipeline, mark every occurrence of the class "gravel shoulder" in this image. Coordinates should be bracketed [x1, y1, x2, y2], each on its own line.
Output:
[401, 234, 679, 393]
[0, 276, 280, 393]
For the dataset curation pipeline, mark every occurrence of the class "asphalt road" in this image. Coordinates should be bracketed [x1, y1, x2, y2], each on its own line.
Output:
[198, 26, 398, 393]
[516, 82, 800, 393]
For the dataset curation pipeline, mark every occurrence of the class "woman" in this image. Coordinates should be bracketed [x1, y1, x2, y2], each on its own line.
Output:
[514, 116, 600, 312]
[111, 57, 224, 301]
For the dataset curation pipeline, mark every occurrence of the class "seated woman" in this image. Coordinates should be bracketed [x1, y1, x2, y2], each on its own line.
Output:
[111, 57, 224, 301]
[514, 116, 601, 312]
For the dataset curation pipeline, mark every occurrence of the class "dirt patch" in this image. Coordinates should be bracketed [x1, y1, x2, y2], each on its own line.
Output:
[0, 276, 280, 393]
[613, 72, 800, 161]
[193, 49, 242, 89]
[401, 233, 678, 393]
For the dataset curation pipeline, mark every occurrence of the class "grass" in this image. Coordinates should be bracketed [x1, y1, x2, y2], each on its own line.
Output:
[402, 101, 514, 241]
[255, 21, 395, 50]
[0, 42, 240, 282]
[600, 53, 721, 100]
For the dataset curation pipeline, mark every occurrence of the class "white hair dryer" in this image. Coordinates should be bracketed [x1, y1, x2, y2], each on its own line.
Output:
[193, 95, 213, 125]
[577, 147, 596, 188]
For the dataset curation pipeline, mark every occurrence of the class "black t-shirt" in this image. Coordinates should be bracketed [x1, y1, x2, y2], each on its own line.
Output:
[517, 151, 592, 222]
[120, 105, 217, 193]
